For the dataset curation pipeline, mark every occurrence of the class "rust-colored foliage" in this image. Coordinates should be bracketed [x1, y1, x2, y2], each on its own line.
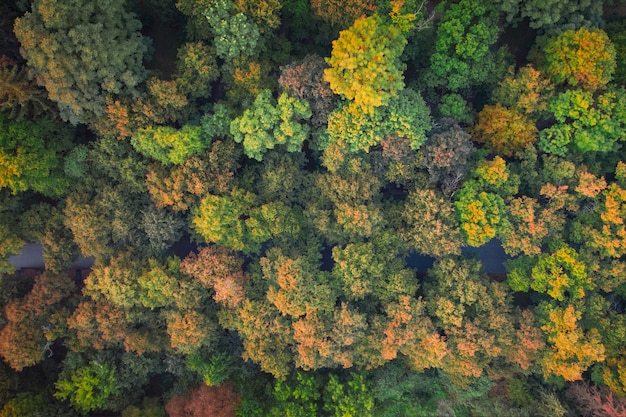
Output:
[0, 272, 74, 370]
[180, 246, 247, 308]
[566, 382, 626, 417]
[279, 54, 336, 127]
[507, 310, 545, 371]
[165, 382, 240, 417]
[472, 105, 538, 157]
[311, 0, 377, 27]
[492, 65, 554, 115]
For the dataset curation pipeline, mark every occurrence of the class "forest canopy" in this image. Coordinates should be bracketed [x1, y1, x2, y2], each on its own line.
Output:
[2, 0, 626, 415]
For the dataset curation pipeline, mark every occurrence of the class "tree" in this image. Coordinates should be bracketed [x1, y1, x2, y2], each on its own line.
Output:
[400, 187, 464, 257]
[491, 65, 554, 117]
[55, 361, 120, 414]
[500, 196, 550, 256]
[472, 105, 538, 157]
[0, 114, 72, 197]
[455, 185, 509, 247]
[331, 233, 417, 302]
[323, 374, 374, 417]
[506, 243, 592, 301]
[324, 14, 407, 113]
[538, 88, 626, 155]
[175, 41, 220, 100]
[230, 89, 312, 161]
[424, 257, 517, 385]
[537, 303, 605, 381]
[310, 0, 376, 28]
[165, 383, 240, 417]
[146, 140, 240, 212]
[0, 61, 54, 120]
[325, 88, 431, 153]
[262, 247, 336, 317]
[13, 0, 150, 125]
[454, 157, 517, 247]
[426, 0, 507, 92]
[0, 271, 74, 371]
[131, 124, 209, 165]
[566, 382, 626, 417]
[420, 118, 475, 192]
[180, 246, 248, 308]
[203, 0, 261, 61]
[500, 0, 604, 34]
[0, 223, 23, 274]
[279, 54, 336, 128]
[540, 27, 616, 91]
[377, 295, 448, 371]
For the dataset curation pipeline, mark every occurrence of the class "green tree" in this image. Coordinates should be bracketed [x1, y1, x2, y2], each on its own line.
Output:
[325, 88, 431, 153]
[538, 88, 626, 155]
[324, 14, 407, 113]
[331, 233, 417, 302]
[0, 114, 72, 197]
[506, 243, 593, 301]
[500, 0, 604, 34]
[426, 0, 507, 92]
[323, 374, 374, 417]
[55, 361, 120, 414]
[13, 0, 150, 125]
[131, 124, 209, 165]
[230, 89, 312, 161]
[204, 0, 260, 61]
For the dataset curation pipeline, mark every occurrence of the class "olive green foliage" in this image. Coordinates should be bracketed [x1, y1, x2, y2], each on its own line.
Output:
[500, 0, 604, 33]
[324, 14, 407, 113]
[204, 0, 260, 61]
[325, 88, 430, 152]
[230, 89, 312, 161]
[427, 0, 507, 92]
[0, 114, 72, 196]
[13, 0, 150, 125]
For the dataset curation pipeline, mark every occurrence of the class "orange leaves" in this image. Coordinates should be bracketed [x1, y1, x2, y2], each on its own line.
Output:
[472, 104, 538, 157]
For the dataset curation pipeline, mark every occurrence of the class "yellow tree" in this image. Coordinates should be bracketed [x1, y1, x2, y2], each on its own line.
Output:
[538, 303, 605, 381]
[324, 14, 407, 114]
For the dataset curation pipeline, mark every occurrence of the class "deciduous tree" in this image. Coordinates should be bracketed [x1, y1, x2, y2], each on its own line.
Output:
[13, 0, 150, 125]
[540, 27, 616, 91]
[324, 14, 407, 113]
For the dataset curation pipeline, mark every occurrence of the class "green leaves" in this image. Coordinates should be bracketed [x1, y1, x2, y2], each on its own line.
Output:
[230, 89, 312, 161]
[55, 362, 120, 414]
[131, 124, 209, 165]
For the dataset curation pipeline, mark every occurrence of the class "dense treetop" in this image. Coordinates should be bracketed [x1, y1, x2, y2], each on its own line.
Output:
[2, 0, 626, 415]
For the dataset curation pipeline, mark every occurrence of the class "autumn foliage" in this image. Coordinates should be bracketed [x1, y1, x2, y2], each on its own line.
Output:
[165, 382, 240, 417]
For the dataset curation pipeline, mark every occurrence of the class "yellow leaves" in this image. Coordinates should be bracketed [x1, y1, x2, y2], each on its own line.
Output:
[540, 304, 606, 381]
